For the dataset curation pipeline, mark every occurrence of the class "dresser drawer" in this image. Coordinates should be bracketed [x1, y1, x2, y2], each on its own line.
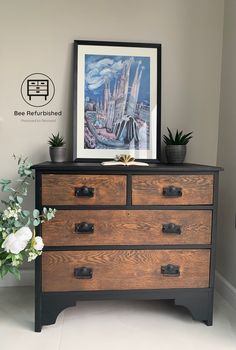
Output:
[132, 175, 213, 205]
[28, 81, 38, 86]
[42, 210, 212, 246]
[28, 90, 47, 95]
[28, 80, 48, 86]
[42, 249, 210, 292]
[41, 175, 126, 205]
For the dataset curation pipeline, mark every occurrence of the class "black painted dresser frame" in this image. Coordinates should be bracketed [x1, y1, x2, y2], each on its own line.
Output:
[33, 162, 222, 332]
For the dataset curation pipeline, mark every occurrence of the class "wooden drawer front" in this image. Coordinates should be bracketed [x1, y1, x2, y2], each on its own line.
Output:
[132, 175, 213, 205]
[42, 175, 126, 205]
[42, 250, 210, 292]
[42, 210, 212, 246]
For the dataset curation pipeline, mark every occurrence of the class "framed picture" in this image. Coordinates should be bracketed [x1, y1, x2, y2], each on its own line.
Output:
[73, 40, 161, 162]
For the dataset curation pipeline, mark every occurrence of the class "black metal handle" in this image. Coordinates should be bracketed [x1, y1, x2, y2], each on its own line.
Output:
[75, 222, 94, 234]
[162, 223, 181, 235]
[74, 267, 93, 279]
[162, 186, 182, 197]
[161, 264, 180, 277]
[75, 186, 94, 197]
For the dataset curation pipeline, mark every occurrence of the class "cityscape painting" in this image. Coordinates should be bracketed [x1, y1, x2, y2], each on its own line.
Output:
[84, 55, 150, 151]
[74, 41, 161, 161]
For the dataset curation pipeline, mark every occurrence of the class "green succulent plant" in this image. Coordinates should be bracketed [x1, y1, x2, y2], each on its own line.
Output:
[48, 132, 65, 147]
[163, 128, 193, 145]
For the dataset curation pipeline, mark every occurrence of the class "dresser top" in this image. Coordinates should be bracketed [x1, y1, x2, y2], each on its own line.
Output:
[32, 162, 222, 173]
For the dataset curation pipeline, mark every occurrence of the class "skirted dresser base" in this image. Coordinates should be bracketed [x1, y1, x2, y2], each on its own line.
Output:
[33, 162, 222, 332]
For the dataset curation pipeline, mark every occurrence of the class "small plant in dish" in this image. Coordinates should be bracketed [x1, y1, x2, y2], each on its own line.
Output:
[163, 128, 193, 164]
[48, 132, 65, 147]
[48, 132, 66, 162]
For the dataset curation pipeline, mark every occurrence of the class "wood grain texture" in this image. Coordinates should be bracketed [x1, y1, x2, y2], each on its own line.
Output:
[132, 175, 213, 205]
[42, 210, 212, 246]
[42, 249, 210, 292]
[42, 175, 126, 205]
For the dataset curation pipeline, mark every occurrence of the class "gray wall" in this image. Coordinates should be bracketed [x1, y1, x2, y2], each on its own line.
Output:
[217, 0, 236, 288]
[0, 0, 224, 177]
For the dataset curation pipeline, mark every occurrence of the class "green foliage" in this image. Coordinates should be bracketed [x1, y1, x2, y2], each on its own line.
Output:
[32, 208, 56, 226]
[0, 156, 56, 280]
[48, 132, 65, 147]
[163, 128, 193, 145]
[0, 265, 21, 280]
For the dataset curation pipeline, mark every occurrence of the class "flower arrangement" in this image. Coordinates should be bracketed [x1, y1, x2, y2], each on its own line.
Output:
[0, 156, 56, 279]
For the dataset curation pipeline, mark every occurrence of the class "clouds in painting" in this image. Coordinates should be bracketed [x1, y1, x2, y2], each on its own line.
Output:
[86, 57, 125, 91]
[85, 54, 150, 103]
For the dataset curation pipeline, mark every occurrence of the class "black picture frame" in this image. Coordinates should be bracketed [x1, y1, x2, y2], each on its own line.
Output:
[73, 40, 161, 163]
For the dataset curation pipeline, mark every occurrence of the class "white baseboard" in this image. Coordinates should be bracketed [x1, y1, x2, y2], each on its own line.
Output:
[0, 269, 34, 287]
[215, 271, 236, 310]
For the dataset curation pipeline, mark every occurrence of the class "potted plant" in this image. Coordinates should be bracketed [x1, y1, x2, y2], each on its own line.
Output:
[48, 132, 66, 163]
[163, 128, 193, 164]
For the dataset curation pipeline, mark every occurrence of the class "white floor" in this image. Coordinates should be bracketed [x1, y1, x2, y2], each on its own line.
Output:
[0, 287, 236, 350]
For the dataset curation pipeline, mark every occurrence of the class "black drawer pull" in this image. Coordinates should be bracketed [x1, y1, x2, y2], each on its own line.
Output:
[162, 223, 181, 235]
[161, 264, 180, 277]
[162, 186, 182, 197]
[74, 267, 93, 279]
[75, 186, 94, 197]
[75, 222, 94, 234]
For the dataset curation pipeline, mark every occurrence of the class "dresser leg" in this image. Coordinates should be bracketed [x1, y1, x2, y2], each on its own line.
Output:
[40, 294, 77, 329]
[204, 319, 213, 326]
[35, 321, 42, 332]
[174, 290, 213, 326]
[35, 297, 42, 332]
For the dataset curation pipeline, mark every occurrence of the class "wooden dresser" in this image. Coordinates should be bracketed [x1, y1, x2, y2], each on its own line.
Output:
[33, 162, 222, 332]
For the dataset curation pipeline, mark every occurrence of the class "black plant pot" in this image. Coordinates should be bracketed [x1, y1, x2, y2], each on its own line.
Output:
[49, 147, 66, 163]
[165, 145, 186, 164]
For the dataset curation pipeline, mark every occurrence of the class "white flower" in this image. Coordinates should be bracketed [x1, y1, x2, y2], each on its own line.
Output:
[2, 209, 10, 220]
[28, 252, 38, 262]
[2, 234, 26, 254]
[15, 226, 32, 241]
[2, 204, 21, 221]
[2, 231, 7, 239]
[33, 236, 44, 251]
[12, 259, 20, 267]
[2, 227, 32, 254]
